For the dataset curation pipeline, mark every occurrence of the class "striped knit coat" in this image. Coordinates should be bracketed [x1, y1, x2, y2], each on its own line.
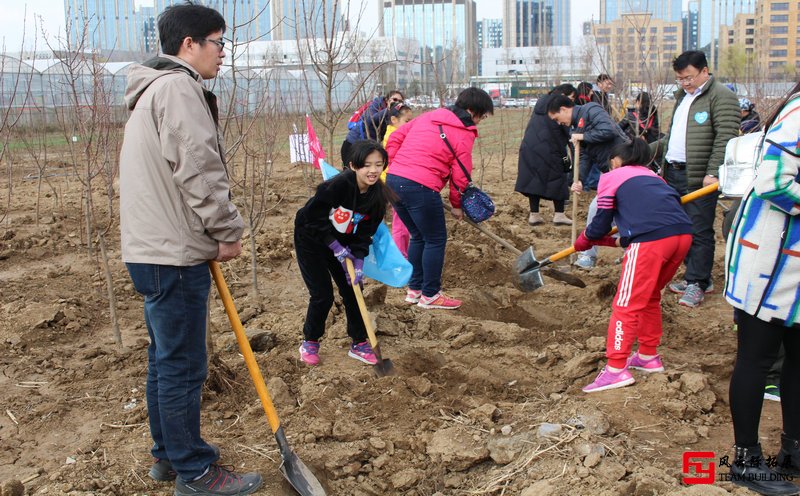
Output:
[724, 93, 800, 327]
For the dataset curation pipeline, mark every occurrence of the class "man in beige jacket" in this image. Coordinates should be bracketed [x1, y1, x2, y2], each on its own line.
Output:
[119, 4, 260, 495]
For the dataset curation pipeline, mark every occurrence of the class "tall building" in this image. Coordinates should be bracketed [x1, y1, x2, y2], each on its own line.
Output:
[478, 19, 503, 48]
[269, 0, 341, 41]
[503, 0, 570, 47]
[592, 12, 682, 81]
[600, 0, 682, 23]
[135, 6, 157, 53]
[682, 0, 699, 51]
[754, 0, 799, 79]
[154, 0, 274, 43]
[696, 0, 755, 55]
[382, 0, 478, 88]
[65, 0, 140, 51]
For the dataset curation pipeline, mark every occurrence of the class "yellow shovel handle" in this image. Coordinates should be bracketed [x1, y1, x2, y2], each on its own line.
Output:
[345, 259, 380, 350]
[548, 182, 719, 264]
[208, 261, 280, 434]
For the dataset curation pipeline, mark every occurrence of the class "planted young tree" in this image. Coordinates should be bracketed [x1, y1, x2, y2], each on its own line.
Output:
[43, 13, 122, 346]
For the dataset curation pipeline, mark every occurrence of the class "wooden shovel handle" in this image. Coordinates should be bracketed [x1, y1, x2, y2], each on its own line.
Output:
[345, 259, 380, 350]
[209, 261, 281, 434]
[547, 182, 719, 265]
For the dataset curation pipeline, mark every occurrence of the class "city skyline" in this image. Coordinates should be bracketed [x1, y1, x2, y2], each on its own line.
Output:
[1, 0, 602, 52]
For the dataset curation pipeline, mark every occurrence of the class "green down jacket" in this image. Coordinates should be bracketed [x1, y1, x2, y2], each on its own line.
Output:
[651, 75, 740, 191]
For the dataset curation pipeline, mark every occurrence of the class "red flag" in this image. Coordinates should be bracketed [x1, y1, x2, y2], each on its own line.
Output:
[306, 115, 326, 169]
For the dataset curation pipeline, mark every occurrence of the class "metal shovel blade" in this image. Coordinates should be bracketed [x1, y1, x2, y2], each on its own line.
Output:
[371, 344, 395, 377]
[513, 246, 544, 291]
[276, 427, 327, 496]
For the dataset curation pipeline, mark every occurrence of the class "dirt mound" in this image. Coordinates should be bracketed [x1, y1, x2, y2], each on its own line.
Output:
[0, 151, 780, 495]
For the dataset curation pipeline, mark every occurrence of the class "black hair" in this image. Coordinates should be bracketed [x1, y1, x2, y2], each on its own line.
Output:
[763, 80, 800, 131]
[609, 139, 652, 167]
[386, 90, 404, 101]
[388, 104, 412, 119]
[597, 73, 612, 83]
[454, 87, 494, 118]
[547, 94, 575, 114]
[576, 82, 593, 102]
[637, 92, 653, 116]
[345, 140, 397, 213]
[550, 83, 577, 99]
[158, 2, 226, 56]
[672, 50, 708, 72]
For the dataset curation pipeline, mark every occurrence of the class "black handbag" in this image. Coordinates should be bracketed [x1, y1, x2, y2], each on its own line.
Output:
[438, 125, 495, 223]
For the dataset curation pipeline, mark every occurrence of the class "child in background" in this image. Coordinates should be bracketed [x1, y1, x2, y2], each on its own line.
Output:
[294, 140, 395, 366]
[382, 104, 413, 257]
[575, 139, 693, 393]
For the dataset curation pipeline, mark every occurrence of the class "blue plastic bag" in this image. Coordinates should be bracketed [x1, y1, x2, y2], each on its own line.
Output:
[319, 159, 412, 288]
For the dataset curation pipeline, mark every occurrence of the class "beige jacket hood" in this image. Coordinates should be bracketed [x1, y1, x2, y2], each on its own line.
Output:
[119, 55, 244, 266]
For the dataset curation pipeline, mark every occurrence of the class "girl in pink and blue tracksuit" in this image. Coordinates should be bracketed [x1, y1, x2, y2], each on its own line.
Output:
[385, 88, 494, 310]
[575, 139, 693, 393]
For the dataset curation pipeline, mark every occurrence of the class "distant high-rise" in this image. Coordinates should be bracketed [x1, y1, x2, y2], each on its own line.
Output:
[65, 0, 140, 51]
[682, 0, 699, 51]
[600, 0, 681, 23]
[154, 0, 274, 43]
[269, 0, 341, 41]
[382, 0, 478, 86]
[478, 19, 503, 48]
[696, 0, 755, 68]
[503, 0, 570, 47]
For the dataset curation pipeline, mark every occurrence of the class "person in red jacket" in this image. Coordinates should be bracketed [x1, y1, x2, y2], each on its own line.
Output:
[385, 88, 493, 309]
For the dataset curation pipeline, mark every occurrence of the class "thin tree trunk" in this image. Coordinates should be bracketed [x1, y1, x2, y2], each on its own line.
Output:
[98, 234, 122, 347]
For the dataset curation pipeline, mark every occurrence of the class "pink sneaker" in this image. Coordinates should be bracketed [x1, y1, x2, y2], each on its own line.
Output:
[299, 340, 320, 366]
[417, 292, 461, 310]
[627, 352, 665, 372]
[582, 366, 635, 393]
[348, 341, 377, 365]
[405, 289, 422, 304]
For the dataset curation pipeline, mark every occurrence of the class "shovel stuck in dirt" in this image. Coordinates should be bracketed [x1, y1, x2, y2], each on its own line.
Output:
[345, 259, 395, 377]
[208, 261, 327, 496]
[515, 183, 720, 292]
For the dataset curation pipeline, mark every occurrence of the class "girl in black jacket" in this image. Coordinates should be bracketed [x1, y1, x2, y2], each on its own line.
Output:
[515, 84, 576, 226]
[294, 140, 394, 366]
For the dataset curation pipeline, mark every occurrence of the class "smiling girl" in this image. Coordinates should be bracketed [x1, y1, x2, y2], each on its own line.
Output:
[294, 140, 395, 366]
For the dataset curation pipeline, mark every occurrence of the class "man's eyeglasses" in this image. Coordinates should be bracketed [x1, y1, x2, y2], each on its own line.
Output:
[202, 38, 226, 51]
[675, 74, 699, 85]
[389, 97, 403, 104]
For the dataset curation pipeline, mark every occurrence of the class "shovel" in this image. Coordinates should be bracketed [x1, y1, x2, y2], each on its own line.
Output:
[345, 258, 395, 377]
[515, 183, 721, 292]
[208, 261, 327, 496]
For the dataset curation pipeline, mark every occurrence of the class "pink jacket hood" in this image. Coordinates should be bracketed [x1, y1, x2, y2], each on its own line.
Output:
[385, 107, 479, 208]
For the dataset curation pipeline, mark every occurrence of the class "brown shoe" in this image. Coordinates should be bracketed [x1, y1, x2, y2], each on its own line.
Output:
[553, 212, 573, 225]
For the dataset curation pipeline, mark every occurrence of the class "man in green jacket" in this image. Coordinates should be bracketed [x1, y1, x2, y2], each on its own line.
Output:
[652, 51, 740, 308]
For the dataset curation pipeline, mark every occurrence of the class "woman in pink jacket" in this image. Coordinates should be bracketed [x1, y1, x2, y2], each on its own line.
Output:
[385, 87, 493, 310]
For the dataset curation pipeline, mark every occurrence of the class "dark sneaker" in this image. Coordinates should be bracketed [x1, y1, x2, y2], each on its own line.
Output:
[777, 434, 800, 476]
[729, 444, 799, 495]
[150, 444, 220, 482]
[174, 464, 262, 496]
[764, 384, 781, 402]
[678, 283, 705, 308]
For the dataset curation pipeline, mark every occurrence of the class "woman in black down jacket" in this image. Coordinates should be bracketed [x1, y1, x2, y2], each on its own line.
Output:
[515, 84, 576, 226]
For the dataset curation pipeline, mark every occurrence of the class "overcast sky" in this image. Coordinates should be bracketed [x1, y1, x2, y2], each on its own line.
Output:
[1, 0, 601, 52]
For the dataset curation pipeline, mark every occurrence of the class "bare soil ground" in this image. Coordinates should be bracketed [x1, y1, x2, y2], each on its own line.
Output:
[0, 127, 786, 496]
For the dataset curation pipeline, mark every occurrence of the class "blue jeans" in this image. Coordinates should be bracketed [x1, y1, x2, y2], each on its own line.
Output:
[386, 175, 447, 297]
[126, 262, 217, 481]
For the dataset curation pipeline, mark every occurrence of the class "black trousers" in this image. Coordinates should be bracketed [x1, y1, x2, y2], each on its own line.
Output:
[730, 309, 800, 446]
[294, 231, 367, 344]
[526, 194, 565, 213]
[664, 167, 719, 291]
